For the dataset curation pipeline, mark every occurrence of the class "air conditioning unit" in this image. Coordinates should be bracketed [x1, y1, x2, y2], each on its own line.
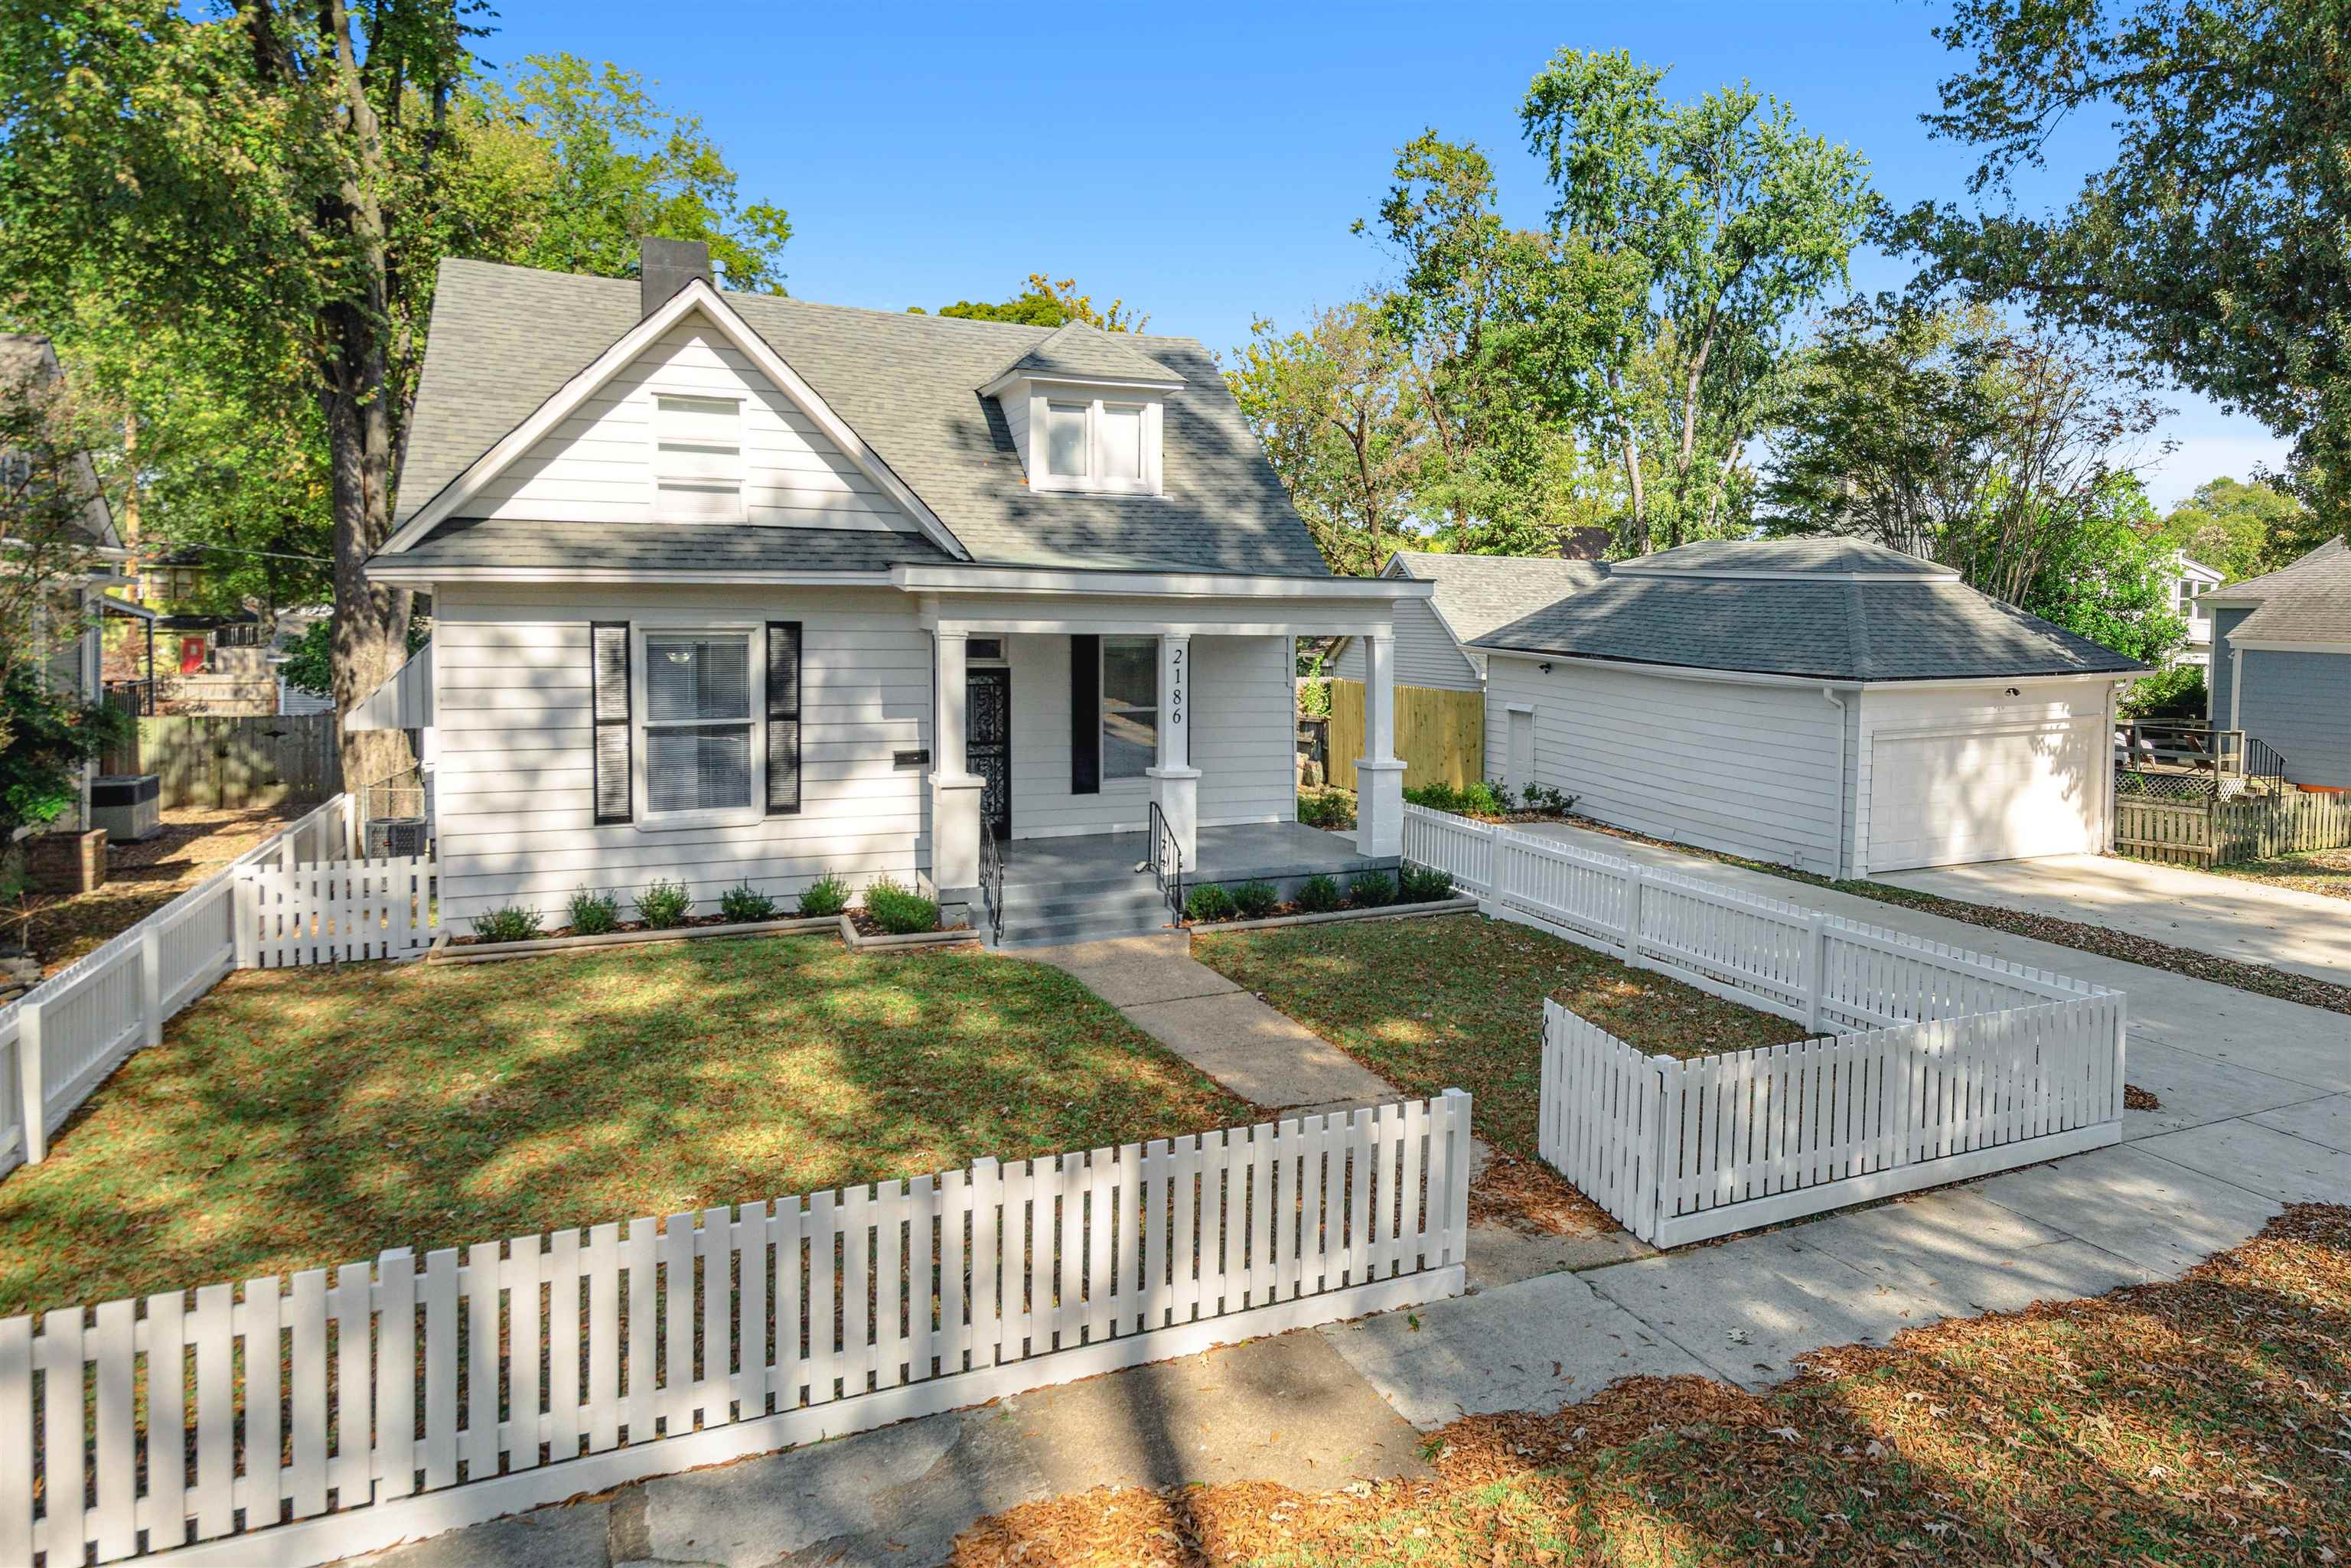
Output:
[366, 817, 430, 859]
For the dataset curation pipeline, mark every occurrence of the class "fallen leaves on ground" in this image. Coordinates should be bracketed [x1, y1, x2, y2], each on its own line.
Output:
[2123, 1084, 2161, 1111]
[2210, 846, 2351, 903]
[14, 804, 306, 974]
[954, 1202, 2351, 1566]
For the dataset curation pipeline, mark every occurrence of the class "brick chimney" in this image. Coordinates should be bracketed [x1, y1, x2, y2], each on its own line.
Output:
[641, 237, 713, 318]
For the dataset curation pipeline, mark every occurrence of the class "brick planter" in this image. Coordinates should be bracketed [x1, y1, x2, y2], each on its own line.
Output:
[25, 827, 107, 895]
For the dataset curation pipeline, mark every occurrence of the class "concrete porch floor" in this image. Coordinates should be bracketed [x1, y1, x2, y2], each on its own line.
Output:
[998, 819, 1389, 888]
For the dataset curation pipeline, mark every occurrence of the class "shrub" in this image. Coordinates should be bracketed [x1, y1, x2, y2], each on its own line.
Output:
[719, 882, 776, 923]
[1296, 786, 1356, 831]
[1296, 873, 1342, 913]
[470, 905, 543, 944]
[1524, 783, 1580, 816]
[1185, 883, 1237, 922]
[1348, 871, 1397, 908]
[797, 872, 851, 918]
[2121, 663, 2208, 722]
[634, 879, 693, 929]
[1404, 780, 1512, 817]
[566, 887, 620, 936]
[1399, 864, 1456, 903]
[862, 877, 939, 935]
[1231, 879, 1280, 920]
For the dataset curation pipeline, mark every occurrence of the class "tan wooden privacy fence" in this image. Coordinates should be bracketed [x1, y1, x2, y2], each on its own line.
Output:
[1541, 996, 2124, 1247]
[2, 1093, 1472, 1568]
[1323, 678, 1483, 791]
[2115, 789, 2351, 866]
[1399, 805, 2124, 1245]
[141, 714, 341, 810]
[1, 797, 356, 1175]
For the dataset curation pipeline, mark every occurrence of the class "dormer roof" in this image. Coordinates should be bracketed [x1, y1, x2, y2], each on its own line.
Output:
[983, 321, 1185, 392]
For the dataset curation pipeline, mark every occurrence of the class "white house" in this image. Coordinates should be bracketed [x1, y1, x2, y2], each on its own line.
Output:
[1328, 551, 1608, 692]
[361, 241, 1430, 944]
[1469, 539, 2147, 876]
[2164, 554, 2226, 670]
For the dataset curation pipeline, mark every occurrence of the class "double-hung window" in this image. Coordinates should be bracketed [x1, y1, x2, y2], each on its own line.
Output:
[653, 394, 745, 520]
[1101, 635, 1159, 781]
[640, 629, 758, 821]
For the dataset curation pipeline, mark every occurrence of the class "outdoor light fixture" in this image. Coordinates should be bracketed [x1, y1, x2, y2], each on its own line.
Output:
[1539, 661, 1554, 673]
[2004, 686, 2021, 696]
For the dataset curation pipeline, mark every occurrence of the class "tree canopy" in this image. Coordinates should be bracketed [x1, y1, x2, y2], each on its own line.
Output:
[911, 275, 1146, 331]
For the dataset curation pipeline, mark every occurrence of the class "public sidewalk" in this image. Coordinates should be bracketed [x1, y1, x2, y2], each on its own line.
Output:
[358, 872, 2351, 1568]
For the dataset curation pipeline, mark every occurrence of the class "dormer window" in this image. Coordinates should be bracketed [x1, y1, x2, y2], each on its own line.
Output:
[1042, 396, 1154, 491]
[979, 324, 1183, 498]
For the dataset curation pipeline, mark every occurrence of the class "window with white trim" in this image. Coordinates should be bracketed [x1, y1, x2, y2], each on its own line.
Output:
[652, 394, 745, 520]
[1035, 395, 1159, 494]
[1101, 635, 1159, 780]
[640, 630, 758, 819]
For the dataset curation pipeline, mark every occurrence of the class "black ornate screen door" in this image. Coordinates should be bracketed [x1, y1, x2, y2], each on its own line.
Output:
[967, 667, 1011, 841]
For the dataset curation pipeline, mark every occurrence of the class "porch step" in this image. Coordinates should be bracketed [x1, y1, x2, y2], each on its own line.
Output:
[997, 908, 1177, 950]
[991, 871, 1179, 948]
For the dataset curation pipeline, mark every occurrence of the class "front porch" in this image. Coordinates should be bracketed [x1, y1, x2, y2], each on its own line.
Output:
[988, 820, 1394, 947]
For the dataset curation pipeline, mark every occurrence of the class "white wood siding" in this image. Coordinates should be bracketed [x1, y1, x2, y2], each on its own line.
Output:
[432, 584, 929, 922]
[1484, 655, 1847, 875]
[468, 319, 916, 533]
[999, 391, 1032, 478]
[1004, 633, 1295, 838]
[1854, 681, 2112, 875]
[1330, 597, 1481, 691]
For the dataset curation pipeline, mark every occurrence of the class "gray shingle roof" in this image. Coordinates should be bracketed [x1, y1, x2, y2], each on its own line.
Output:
[991, 321, 1183, 387]
[391, 518, 957, 573]
[2217, 536, 2351, 645]
[1619, 537, 1952, 576]
[1472, 575, 2145, 682]
[1384, 550, 1610, 643]
[392, 259, 1329, 577]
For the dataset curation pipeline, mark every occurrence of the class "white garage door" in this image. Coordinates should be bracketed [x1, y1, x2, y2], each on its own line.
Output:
[1867, 723, 2103, 872]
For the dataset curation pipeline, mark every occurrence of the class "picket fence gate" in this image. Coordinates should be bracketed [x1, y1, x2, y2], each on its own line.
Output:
[3, 1092, 1471, 1568]
[2, 798, 359, 1173]
[1400, 804, 2125, 1245]
[1541, 997, 2124, 1246]
[236, 856, 439, 967]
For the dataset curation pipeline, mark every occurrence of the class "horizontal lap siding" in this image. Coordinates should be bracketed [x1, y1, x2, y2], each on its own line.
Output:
[2209, 608, 2248, 728]
[469, 320, 915, 535]
[1485, 657, 1845, 875]
[434, 585, 929, 921]
[1006, 634, 1296, 836]
[1330, 599, 1479, 692]
[2236, 650, 2351, 787]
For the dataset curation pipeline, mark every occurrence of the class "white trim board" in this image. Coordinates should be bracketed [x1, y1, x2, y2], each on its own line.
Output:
[380, 281, 970, 563]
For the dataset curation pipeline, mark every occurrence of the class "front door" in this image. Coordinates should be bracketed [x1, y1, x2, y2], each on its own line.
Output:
[967, 667, 1012, 841]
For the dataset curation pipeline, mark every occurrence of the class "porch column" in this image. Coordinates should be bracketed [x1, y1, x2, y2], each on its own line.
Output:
[931, 631, 983, 911]
[1146, 633, 1199, 864]
[1355, 632, 1406, 859]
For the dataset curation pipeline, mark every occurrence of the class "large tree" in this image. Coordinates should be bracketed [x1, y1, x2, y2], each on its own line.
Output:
[2156, 475, 2327, 579]
[1521, 49, 1875, 552]
[1889, 0, 2351, 525]
[911, 275, 1146, 331]
[0, 20, 791, 790]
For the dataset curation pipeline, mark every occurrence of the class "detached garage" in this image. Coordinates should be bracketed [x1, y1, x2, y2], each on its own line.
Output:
[1469, 539, 2145, 878]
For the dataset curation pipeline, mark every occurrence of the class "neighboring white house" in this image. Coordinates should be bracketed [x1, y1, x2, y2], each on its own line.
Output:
[360, 241, 1431, 941]
[1469, 539, 2147, 877]
[1329, 551, 1608, 692]
[2164, 554, 2226, 670]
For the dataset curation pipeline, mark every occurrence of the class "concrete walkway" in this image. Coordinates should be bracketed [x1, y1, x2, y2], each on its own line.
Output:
[1874, 850, 2351, 988]
[359, 844, 2351, 1568]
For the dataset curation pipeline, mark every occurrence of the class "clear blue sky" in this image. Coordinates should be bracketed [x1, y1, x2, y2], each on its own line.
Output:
[490, 0, 2281, 510]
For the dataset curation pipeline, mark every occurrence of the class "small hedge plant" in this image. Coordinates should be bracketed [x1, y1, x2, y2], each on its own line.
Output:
[1185, 883, 1237, 923]
[634, 879, 693, 929]
[862, 877, 939, 935]
[1296, 787, 1355, 831]
[719, 882, 777, 922]
[566, 888, 620, 936]
[1399, 864, 1456, 903]
[1348, 870, 1397, 908]
[1296, 873, 1342, 914]
[797, 872, 851, 918]
[1231, 879, 1280, 920]
[1403, 780, 1512, 816]
[470, 905, 543, 944]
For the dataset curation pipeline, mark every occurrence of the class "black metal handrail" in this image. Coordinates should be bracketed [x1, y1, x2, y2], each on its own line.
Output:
[1144, 800, 1184, 920]
[2245, 735, 2289, 794]
[979, 828, 1005, 946]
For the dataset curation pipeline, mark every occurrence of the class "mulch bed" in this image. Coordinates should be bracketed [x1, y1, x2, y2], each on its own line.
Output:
[1560, 815, 2351, 1018]
[954, 1202, 2351, 1567]
[448, 909, 775, 946]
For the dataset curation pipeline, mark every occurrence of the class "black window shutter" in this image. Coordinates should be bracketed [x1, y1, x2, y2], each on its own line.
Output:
[1070, 633, 1101, 794]
[766, 621, 803, 814]
[591, 622, 632, 824]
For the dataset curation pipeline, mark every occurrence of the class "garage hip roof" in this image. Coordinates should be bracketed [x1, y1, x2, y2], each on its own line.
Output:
[1383, 550, 1609, 644]
[1472, 538, 2147, 682]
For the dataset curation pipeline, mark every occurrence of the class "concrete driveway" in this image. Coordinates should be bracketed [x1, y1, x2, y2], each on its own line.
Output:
[1873, 852, 2351, 988]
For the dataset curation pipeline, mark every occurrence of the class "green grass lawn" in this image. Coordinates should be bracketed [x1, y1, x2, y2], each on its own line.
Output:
[1191, 912, 1805, 1172]
[2210, 844, 2351, 901]
[0, 935, 1252, 1318]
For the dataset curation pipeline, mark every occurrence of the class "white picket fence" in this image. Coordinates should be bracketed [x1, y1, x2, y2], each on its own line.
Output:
[3, 1092, 1472, 1568]
[1400, 805, 2125, 1245]
[1, 797, 361, 1172]
[239, 855, 439, 968]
